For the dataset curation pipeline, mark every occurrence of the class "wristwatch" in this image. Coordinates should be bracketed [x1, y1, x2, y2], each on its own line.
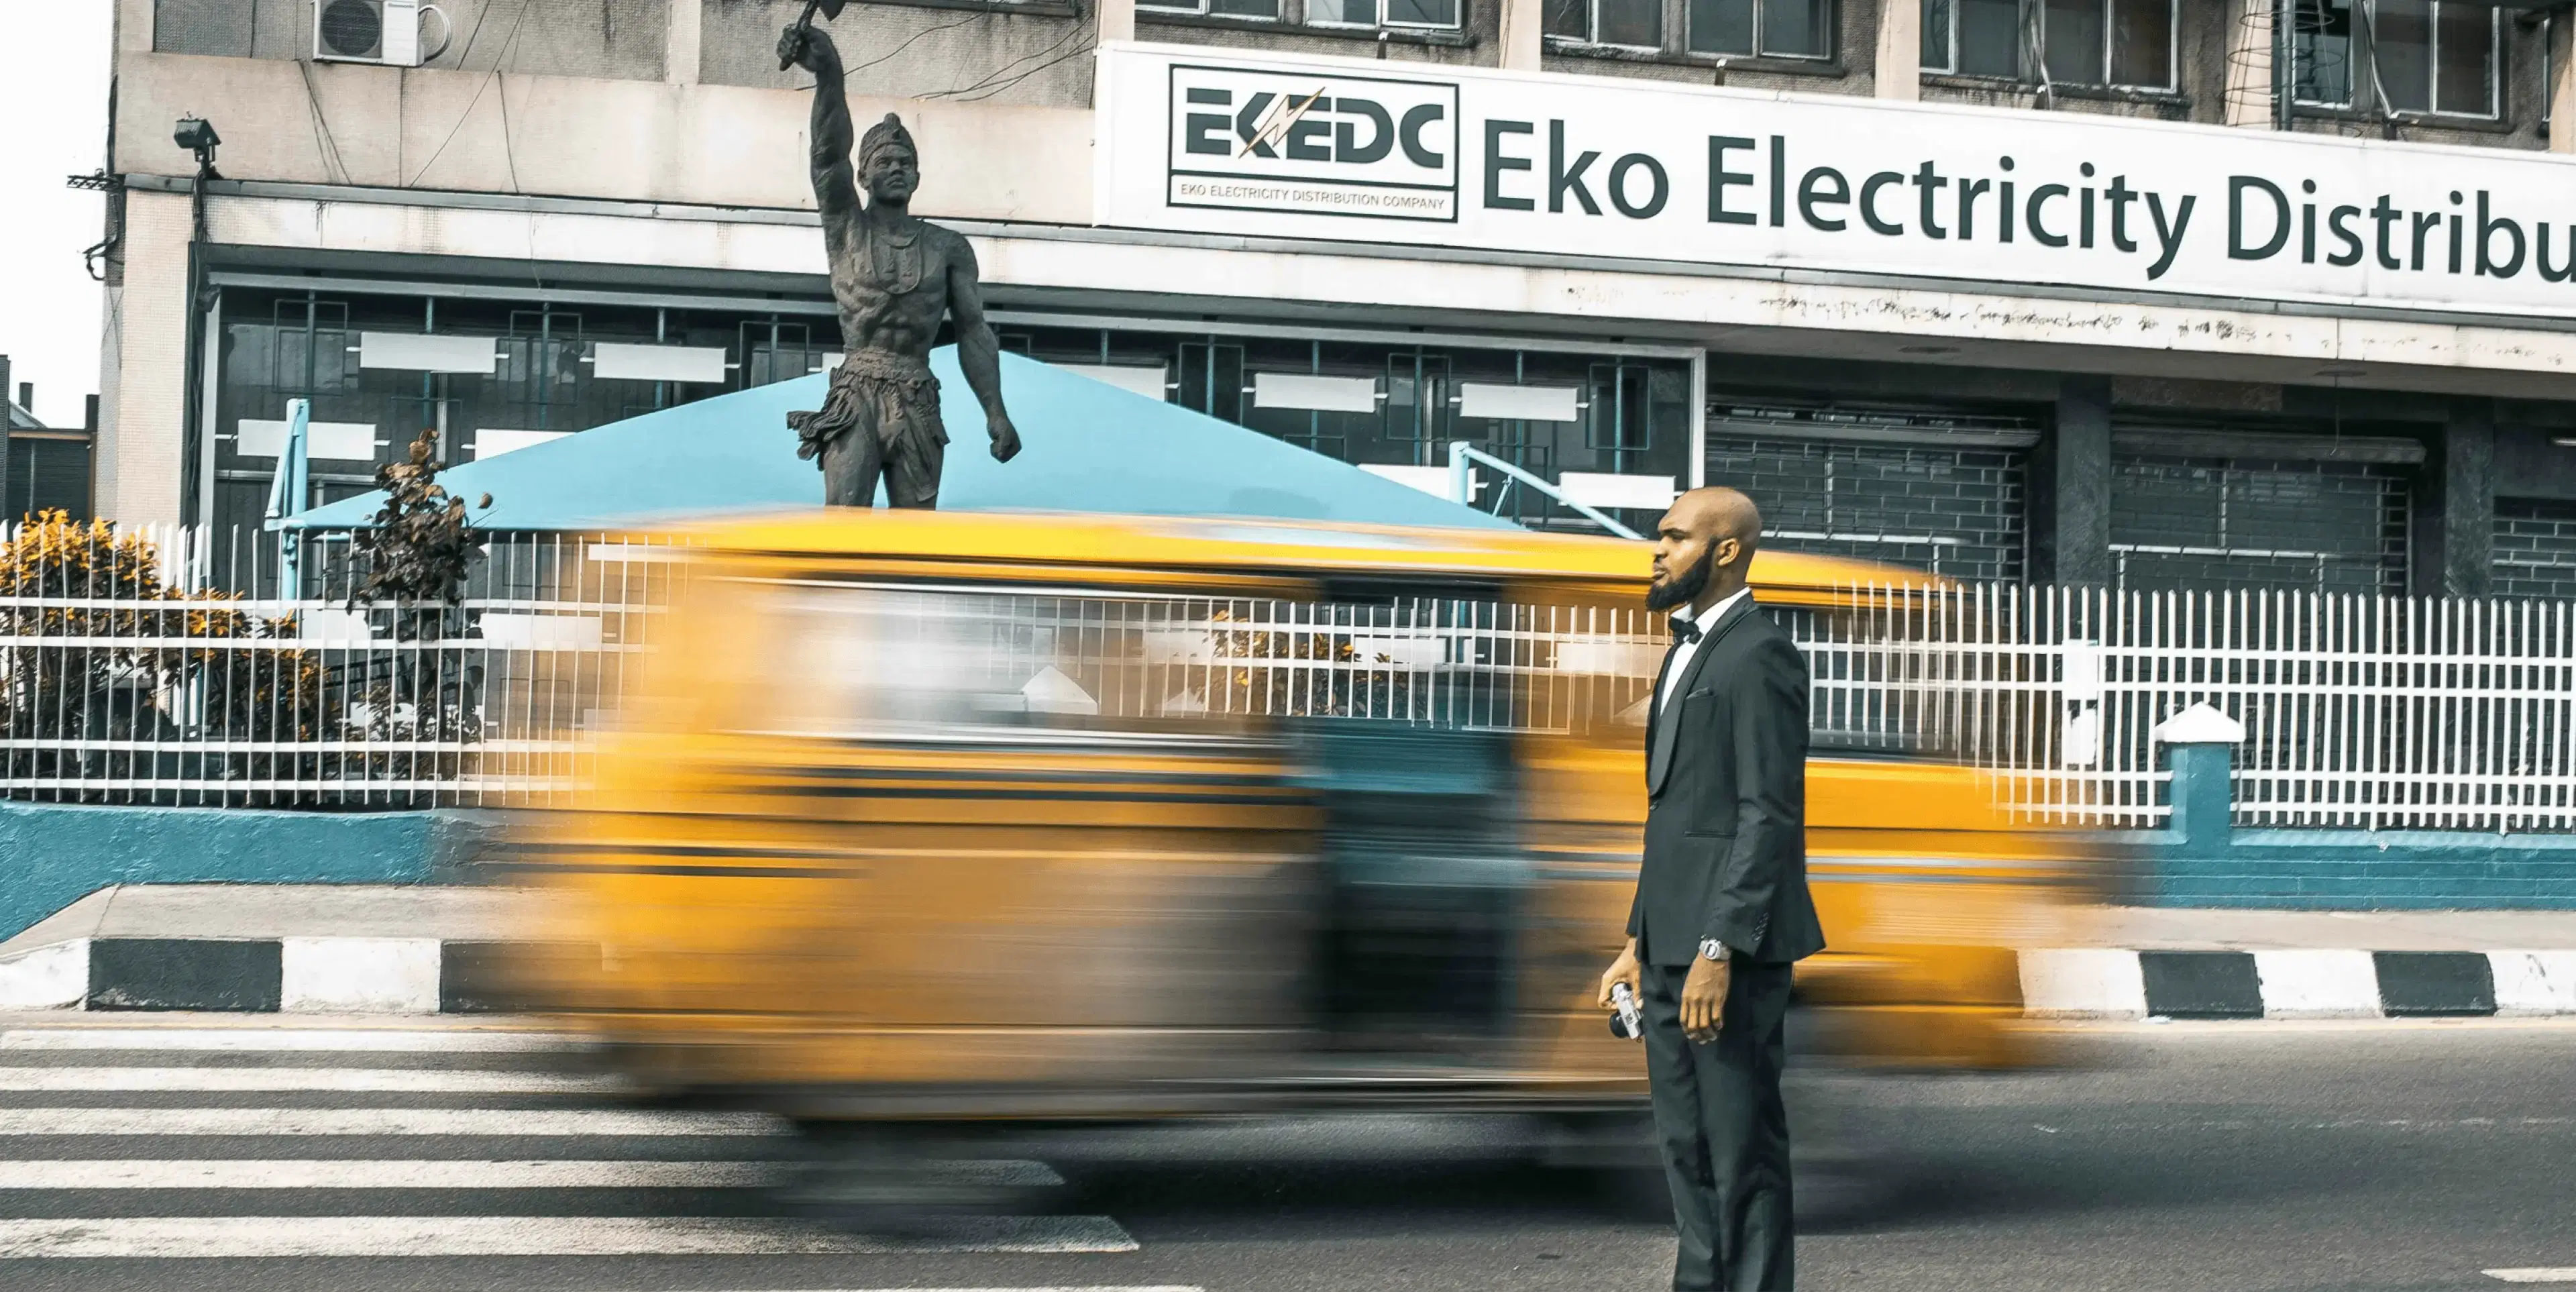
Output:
[1698, 938, 1731, 963]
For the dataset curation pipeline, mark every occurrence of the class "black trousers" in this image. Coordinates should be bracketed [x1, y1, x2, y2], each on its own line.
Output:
[1642, 958, 1796, 1292]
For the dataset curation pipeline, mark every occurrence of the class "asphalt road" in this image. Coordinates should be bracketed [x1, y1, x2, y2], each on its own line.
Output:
[0, 1016, 2568, 1292]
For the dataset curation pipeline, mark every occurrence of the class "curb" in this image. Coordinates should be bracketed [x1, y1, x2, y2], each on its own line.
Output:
[10, 939, 2576, 1018]
[0, 937, 584, 1014]
[2019, 949, 2576, 1019]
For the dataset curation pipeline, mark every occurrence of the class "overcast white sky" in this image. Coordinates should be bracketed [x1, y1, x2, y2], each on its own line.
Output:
[0, 3, 115, 429]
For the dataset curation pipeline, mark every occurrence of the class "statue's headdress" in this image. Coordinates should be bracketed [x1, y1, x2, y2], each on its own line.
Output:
[858, 113, 916, 169]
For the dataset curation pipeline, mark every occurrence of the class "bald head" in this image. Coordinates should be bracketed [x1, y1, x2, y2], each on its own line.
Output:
[1646, 487, 1762, 612]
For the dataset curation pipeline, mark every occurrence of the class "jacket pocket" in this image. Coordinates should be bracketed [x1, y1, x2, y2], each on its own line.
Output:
[1682, 828, 1735, 841]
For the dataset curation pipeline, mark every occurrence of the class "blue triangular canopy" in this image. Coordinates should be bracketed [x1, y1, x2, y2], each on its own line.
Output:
[280, 348, 1513, 533]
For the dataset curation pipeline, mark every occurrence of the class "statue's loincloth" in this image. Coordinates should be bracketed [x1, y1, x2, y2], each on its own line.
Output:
[790, 349, 949, 464]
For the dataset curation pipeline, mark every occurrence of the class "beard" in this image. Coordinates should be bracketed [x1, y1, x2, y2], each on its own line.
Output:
[1645, 544, 1714, 611]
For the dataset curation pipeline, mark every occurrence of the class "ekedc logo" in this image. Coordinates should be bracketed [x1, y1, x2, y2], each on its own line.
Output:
[1165, 65, 1459, 222]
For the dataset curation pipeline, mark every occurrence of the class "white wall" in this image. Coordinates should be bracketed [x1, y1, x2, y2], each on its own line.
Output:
[112, 53, 1093, 223]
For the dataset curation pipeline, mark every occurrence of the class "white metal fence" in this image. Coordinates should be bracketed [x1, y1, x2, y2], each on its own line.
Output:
[0, 522, 677, 808]
[3, 521, 2570, 830]
[1798, 584, 2576, 833]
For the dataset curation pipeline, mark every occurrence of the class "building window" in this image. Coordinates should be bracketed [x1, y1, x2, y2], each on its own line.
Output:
[1139, 0, 1281, 19]
[1309, 0, 1458, 27]
[1545, 0, 1664, 48]
[1686, 0, 1833, 58]
[2493, 496, 2576, 600]
[2292, 0, 2498, 117]
[1921, 0, 2174, 89]
[2109, 454, 2411, 594]
[1704, 398, 2035, 582]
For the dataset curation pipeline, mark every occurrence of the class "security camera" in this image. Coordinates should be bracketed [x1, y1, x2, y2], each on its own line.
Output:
[173, 117, 222, 176]
[173, 117, 221, 155]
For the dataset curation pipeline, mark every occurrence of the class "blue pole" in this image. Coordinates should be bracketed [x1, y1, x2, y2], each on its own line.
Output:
[262, 398, 310, 596]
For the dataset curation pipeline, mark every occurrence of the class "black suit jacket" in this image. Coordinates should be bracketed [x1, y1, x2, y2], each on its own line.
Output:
[1627, 596, 1827, 967]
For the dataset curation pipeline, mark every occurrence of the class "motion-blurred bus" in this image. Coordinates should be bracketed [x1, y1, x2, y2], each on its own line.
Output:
[506, 510, 2088, 1203]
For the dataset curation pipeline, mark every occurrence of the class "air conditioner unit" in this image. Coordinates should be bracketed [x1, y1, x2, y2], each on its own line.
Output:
[313, 0, 451, 67]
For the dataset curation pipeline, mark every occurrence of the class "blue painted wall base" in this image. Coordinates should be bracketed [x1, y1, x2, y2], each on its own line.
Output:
[0, 802, 498, 942]
[2137, 739, 2576, 909]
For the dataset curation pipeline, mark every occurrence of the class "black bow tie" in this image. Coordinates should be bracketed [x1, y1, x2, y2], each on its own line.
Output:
[1670, 617, 1703, 645]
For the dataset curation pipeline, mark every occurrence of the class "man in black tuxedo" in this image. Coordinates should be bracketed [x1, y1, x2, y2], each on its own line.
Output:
[1599, 486, 1825, 1292]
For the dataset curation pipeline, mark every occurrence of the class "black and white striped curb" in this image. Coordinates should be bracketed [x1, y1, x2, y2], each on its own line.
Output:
[9, 938, 2575, 1017]
[0, 938, 592, 1014]
[2020, 949, 2576, 1019]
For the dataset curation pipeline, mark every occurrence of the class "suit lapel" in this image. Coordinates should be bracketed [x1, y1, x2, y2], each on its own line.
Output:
[1646, 595, 1761, 798]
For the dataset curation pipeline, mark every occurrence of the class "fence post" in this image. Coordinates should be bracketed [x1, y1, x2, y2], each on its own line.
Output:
[2153, 702, 2246, 855]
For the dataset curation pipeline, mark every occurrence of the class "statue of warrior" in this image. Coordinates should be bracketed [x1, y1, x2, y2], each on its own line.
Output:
[778, 23, 1021, 507]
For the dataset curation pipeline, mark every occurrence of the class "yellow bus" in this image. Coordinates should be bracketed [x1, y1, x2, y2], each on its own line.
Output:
[510, 509, 2085, 1202]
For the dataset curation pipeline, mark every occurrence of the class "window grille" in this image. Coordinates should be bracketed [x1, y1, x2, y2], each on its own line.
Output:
[2109, 454, 2412, 594]
[1705, 433, 2029, 583]
[1688, 0, 1833, 58]
[1921, 0, 2176, 89]
[1544, 0, 1664, 48]
[2292, 0, 2498, 117]
[2494, 497, 2576, 602]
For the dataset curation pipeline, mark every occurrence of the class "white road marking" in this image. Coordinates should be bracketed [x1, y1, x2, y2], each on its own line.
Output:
[0, 1157, 1063, 1189]
[2487, 1271, 2576, 1284]
[0, 1067, 619, 1094]
[0, 1028, 580, 1053]
[0, 1159, 775, 1189]
[0, 1214, 1139, 1257]
[0, 1107, 786, 1137]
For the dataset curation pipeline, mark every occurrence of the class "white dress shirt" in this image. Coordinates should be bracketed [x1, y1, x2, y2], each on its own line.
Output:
[1658, 587, 1751, 712]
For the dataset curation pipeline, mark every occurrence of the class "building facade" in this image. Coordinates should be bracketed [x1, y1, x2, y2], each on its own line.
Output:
[93, 0, 2576, 595]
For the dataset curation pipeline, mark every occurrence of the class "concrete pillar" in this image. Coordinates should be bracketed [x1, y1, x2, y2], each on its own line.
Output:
[1098, 0, 1136, 47]
[1499, 0, 1544, 70]
[115, 0, 154, 54]
[2416, 399, 2497, 598]
[2037, 374, 2114, 586]
[2223, 0, 2275, 127]
[95, 190, 193, 527]
[1874, 0, 1920, 101]
[2552, 15, 2576, 154]
[2153, 703, 2244, 857]
[664, 0, 702, 85]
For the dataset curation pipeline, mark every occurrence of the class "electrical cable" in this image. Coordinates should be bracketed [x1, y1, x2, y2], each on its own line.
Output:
[947, 36, 1098, 101]
[297, 58, 356, 185]
[407, 0, 533, 186]
[917, 23, 1093, 100]
[844, 13, 987, 76]
[926, 18, 1093, 97]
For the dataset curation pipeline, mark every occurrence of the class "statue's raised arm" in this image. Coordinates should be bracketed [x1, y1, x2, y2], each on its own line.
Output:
[778, 25, 860, 232]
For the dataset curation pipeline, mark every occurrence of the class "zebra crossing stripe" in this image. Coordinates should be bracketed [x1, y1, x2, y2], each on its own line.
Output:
[0, 1160, 780, 1189]
[0, 1028, 582, 1053]
[0, 1215, 1140, 1257]
[0, 1067, 620, 1094]
[0, 1158, 1065, 1189]
[0, 1107, 786, 1137]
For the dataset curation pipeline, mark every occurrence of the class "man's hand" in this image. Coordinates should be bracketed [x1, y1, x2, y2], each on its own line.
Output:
[1680, 955, 1730, 1044]
[987, 413, 1022, 464]
[777, 23, 841, 74]
[1597, 939, 1642, 1012]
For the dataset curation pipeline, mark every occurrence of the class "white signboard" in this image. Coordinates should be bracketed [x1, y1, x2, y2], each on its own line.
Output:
[1096, 43, 2576, 319]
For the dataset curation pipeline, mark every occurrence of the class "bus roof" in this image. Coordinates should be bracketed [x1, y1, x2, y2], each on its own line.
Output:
[685, 509, 1933, 595]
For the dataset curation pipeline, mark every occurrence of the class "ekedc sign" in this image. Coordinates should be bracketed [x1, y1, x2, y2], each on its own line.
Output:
[1097, 44, 2576, 319]
[1165, 64, 1459, 221]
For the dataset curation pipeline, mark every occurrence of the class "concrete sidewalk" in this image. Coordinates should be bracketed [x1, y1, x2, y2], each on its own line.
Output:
[0, 885, 551, 1014]
[2070, 906, 2576, 952]
[1, 884, 534, 953]
[2026, 908, 2576, 1021]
